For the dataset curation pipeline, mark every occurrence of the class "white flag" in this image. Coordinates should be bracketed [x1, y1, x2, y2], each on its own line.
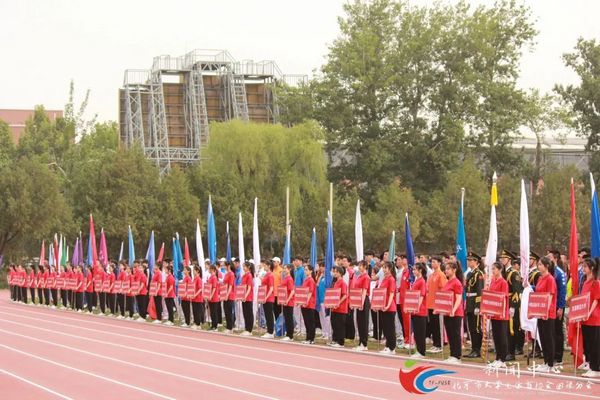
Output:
[196, 219, 207, 282]
[253, 198, 260, 267]
[355, 200, 364, 262]
[519, 180, 530, 287]
[238, 212, 245, 264]
[484, 172, 498, 286]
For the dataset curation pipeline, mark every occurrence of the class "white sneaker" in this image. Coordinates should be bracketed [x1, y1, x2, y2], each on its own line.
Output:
[329, 342, 342, 348]
[261, 333, 274, 339]
[181, 323, 188, 328]
[164, 321, 174, 326]
[428, 346, 442, 353]
[445, 357, 461, 364]
[152, 319, 162, 324]
[582, 370, 599, 378]
[51, 305, 56, 309]
[533, 364, 549, 373]
[224, 329, 232, 334]
[116, 315, 123, 319]
[281, 337, 291, 341]
[379, 347, 393, 355]
[578, 362, 590, 371]
[495, 361, 507, 369]
[411, 352, 425, 359]
[354, 344, 367, 352]
[240, 331, 251, 336]
[136, 317, 145, 322]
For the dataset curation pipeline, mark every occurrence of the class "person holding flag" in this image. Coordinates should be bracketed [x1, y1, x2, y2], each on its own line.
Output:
[74, 265, 85, 311]
[163, 264, 176, 326]
[395, 254, 411, 349]
[36, 264, 44, 306]
[464, 252, 484, 359]
[531, 256, 559, 373]
[410, 262, 428, 358]
[442, 261, 465, 364]
[581, 258, 600, 378]
[85, 265, 94, 313]
[489, 261, 510, 368]
[499, 250, 524, 361]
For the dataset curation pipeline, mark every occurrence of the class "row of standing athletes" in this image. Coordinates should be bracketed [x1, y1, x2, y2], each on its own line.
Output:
[6, 256, 600, 375]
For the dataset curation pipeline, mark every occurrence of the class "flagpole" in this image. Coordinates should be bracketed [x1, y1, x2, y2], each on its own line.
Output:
[286, 186, 290, 228]
[329, 183, 333, 220]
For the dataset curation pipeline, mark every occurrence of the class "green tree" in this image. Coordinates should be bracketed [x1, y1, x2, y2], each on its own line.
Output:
[0, 119, 15, 169]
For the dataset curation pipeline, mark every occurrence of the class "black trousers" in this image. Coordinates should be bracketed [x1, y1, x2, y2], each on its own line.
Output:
[263, 302, 274, 334]
[283, 305, 294, 339]
[507, 305, 524, 355]
[242, 301, 254, 332]
[443, 316, 462, 359]
[467, 312, 482, 352]
[44, 289, 50, 306]
[381, 311, 396, 351]
[60, 289, 67, 307]
[117, 294, 125, 316]
[66, 290, 72, 307]
[107, 293, 115, 314]
[371, 310, 382, 340]
[87, 293, 94, 312]
[126, 296, 135, 318]
[412, 315, 427, 355]
[30, 287, 36, 303]
[273, 299, 281, 322]
[554, 312, 564, 363]
[538, 318, 556, 367]
[345, 309, 356, 340]
[136, 295, 147, 319]
[21, 287, 27, 303]
[331, 311, 346, 345]
[181, 300, 191, 325]
[153, 296, 163, 320]
[223, 300, 234, 330]
[91, 291, 98, 308]
[491, 319, 508, 361]
[192, 301, 205, 326]
[209, 302, 220, 329]
[75, 292, 83, 310]
[301, 307, 316, 341]
[38, 288, 44, 304]
[582, 325, 600, 371]
[314, 309, 321, 330]
[429, 309, 441, 348]
[356, 297, 371, 346]
[99, 292, 106, 313]
[164, 297, 175, 322]
[217, 302, 223, 324]
[50, 289, 57, 306]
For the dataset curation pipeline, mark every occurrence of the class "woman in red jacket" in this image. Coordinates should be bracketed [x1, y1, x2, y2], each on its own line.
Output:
[531, 256, 558, 373]
[222, 262, 236, 333]
[191, 265, 204, 329]
[378, 262, 397, 355]
[74, 266, 85, 311]
[124, 265, 136, 320]
[48, 266, 58, 308]
[151, 264, 163, 324]
[136, 263, 148, 321]
[442, 261, 464, 364]
[36, 265, 44, 305]
[581, 258, 600, 378]
[330, 266, 349, 347]
[301, 264, 316, 344]
[86, 266, 95, 312]
[116, 262, 127, 318]
[261, 261, 275, 338]
[352, 261, 371, 351]
[241, 262, 255, 336]
[207, 265, 220, 330]
[489, 262, 509, 368]
[106, 264, 116, 315]
[181, 266, 193, 327]
[410, 262, 428, 358]
[42, 265, 50, 306]
[27, 265, 36, 304]
[164, 265, 176, 325]
[280, 264, 296, 341]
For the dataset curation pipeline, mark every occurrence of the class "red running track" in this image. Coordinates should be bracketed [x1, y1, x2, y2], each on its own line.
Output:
[0, 291, 597, 400]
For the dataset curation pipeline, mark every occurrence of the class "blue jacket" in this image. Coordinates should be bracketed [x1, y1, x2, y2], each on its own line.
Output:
[294, 265, 305, 287]
[554, 266, 566, 310]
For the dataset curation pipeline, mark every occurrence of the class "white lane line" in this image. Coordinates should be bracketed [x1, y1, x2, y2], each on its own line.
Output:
[0, 320, 386, 400]
[0, 368, 74, 400]
[0, 312, 503, 400]
[0, 344, 175, 400]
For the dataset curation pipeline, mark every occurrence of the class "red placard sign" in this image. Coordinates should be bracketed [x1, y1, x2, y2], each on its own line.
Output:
[480, 290, 506, 318]
[121, 280, 130, 294]
[569, 292, 591, 323]
[203, 283, 212, 300]
[130, 281, 140, 296]
[186, 285, 196, 299]
[349, 288, 363, 310]
[55, 277, 64, 289]
[160, 283, 167, 297]
[277, 287, 288, 305]
[257, 286, 267, 304]
[68, 278, 77, 291]
[47, 277, 55, 288]
[94, 278, 102, 292]
[371, 288, 387, 311]
[324, 288, 341, 309]
[433, 291, 454, 315]
[404, 290, 421, 314]
[26, 277, 33, 288]
[113, 281, 122, 294]
[219, 284, 229, 301]
[235, 285, 247, 301]
[149, 282, 158, 296]
[177, 283, 187, 298]
[294, 287, 309, 306]
[102, 280, 111, 293]
[527, 292, 551, 319]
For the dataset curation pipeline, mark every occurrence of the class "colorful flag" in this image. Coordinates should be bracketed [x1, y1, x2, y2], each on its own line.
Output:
[184, 237, 191, 268]
[40, 240, 46, 265]
[282, 224, 291, 266]
[207, 196, 217, 264]
[590, 173, 600, 258]
[128, 225, 135, 266]
[58, 234, 63, 267]
[238, 212, 245, 263]
[484, 172, 498, 286]
[72, 238, 80, 267]
[310, 228, 317, 268]
[355, 200, 364, 262]
[226, 221, 232, 262]
[61, 236, 67, 267]
[196, 219, 206, 280]
[99, 228, 108, 267]
[567, 177, 584, 367]
[53, 234, 59, 268]
[519, 180, 530, 286]
[49, 243, 55, 267]
[156, 242, 164, 264]
[174, 235, 184, 282]
[146, 231, 155, 282]
[389, 230, 395, 264]
[78, 232, 84, 266]
[405, 213, 416, 283]
[88, 214, 98, 266]
[324, 211, 334, 288]
[455, 188, 468, 272]
[252, 198, 260, 268]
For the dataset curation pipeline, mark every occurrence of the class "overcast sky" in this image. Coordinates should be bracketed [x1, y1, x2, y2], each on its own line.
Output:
[0, 0, 598, 122]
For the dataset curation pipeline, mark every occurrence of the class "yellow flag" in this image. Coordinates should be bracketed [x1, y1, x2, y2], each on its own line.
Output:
[490, 172, 498, 206]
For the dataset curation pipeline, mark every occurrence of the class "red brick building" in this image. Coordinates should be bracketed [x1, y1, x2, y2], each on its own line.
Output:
[0, 109, 63, 143]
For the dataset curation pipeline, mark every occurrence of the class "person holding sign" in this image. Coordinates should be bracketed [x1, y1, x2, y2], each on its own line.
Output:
[532, 257, 558, 373]
[330, 266, 348, 347]
[581, 258, 600, 378]
[281, 265, 296, 341]
[135, 263, 148, 321]
[241, 262, 255, 335]
[379, 262, 397, 355]
[151, 264, 163, 323]
[353, 261, 371, 351]
[116, 262, 127, 318]
[464, 252, 484, 359]
[427, 256, 447, 353]
[36, 265, 44, 306]
[488, 262, 509, 368]
[86, 266, 95, 312]
[74, 265, 85, 312]
[27, 265, 36, 304]
[181, 266, 193, 327]
[410, 263, 428, 358]
[441, 261, 464, 364]
[164, 265, 176, 325]
[125, 265, 136, 320]
[105, 264, 116, 315]
[42, 263, 51, 306]
[300, 264, 316, 344]
[223, 262, 236, 333]
[191, 265, 204, 329]
[207, 265, 220, 330]
[261, 261, 276, 338]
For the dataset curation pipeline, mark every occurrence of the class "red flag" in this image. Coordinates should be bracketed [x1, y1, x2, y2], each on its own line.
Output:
[89, 214, 98, 266]
[567, 178, 584, 367]
[184, 237, 191, 267]
[157, 242, 165, 263]
[147, 296, 157, 320]
[53, 235, 59, 267]
[39, 240, 45, 265]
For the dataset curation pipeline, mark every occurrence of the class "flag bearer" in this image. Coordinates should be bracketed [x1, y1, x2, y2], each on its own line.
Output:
[464, 252, 484, 359]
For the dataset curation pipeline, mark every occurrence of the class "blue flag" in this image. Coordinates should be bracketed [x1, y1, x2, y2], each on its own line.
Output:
[389, 230, 395, 264]
[405, 213, 416, 283]
[176, 236, 184, 281]
[324, 212, 334, 288]
[207, 197, 217, 264]
[226, 221, 232, 262]
[310, 228, 317, 268]
[128, 226, 135, 266]
[591, 174, 600, 258]
[146, 231, 155, 282]
[456, 189, 468, 272]
[86, 234, 93, 267]
[282, 225, 291, 266]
